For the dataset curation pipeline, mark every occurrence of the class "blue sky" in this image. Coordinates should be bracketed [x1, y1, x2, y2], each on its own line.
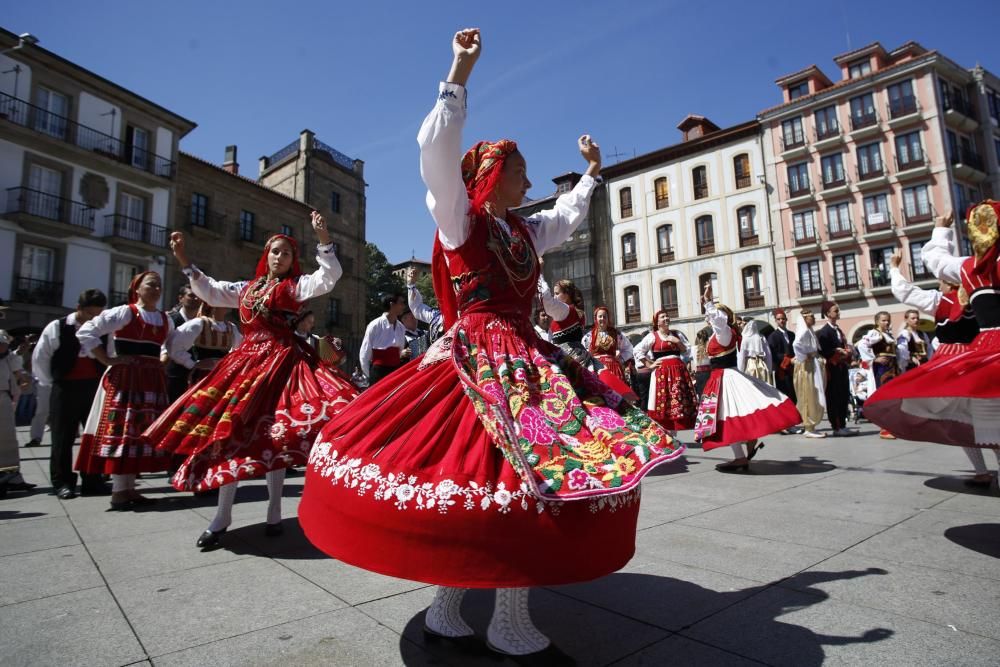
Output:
[5, 1, 997, 264]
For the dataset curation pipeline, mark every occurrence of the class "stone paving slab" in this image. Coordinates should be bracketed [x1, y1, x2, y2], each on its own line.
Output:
[0, 544, 104, 606]
[0, 515, 80, 556]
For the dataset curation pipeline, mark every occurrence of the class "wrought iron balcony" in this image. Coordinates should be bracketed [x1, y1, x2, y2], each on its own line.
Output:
[787, 183, 812, 198]
[696, 241, 715, 256]
[744, 291, 765, 309]
[911, 263, 933, 281]
[13, 276, 63, 306]
[794, 232, 817, 246]
[624, 307, 642, 324]
[657, 248, 675, 263]
[856, 164, 884, 181]
[693, 185, 709, 200]
[949, 147, 984, 172]
[739, 232, 760, 247]
[827, 223, 854, 239]
[654, 195, 669, 210]
[103, 214, 168, 247]
[834, 278, 861, 292]
[941, 92, 976, 119]
[622, 255, 638, 270]
[781, 134, 806, 151]
[735, 175, 752, 189]
[850, 110, 878, 130]
[0, 91, 175, 178]
[797, 281, 824, 298]
[864, 212, 893, 232]
[815, 124, 840, 141]
[6, 187, 95, 230]
[869, 268, 890, 288]
[822, 174, 847, 190]
[888, 96, 919, 119]
[895, 155, 925, 171]
[314, 138, 357, 171]
[662, 305, 679, 319]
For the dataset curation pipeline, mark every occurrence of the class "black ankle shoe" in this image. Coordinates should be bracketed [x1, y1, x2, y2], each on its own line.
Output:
[196, 528, 227, 549]
[264, 522, 284, 537]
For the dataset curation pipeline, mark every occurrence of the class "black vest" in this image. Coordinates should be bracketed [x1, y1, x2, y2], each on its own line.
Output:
[51, 316, 108, 382]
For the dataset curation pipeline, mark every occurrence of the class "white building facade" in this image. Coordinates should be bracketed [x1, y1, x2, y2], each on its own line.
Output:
[0, 27, 195, 333]
[606, 117, 779, 343]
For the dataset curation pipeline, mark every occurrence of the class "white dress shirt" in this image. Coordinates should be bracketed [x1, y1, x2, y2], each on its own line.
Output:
[359, 314, 406, 376]
[168, 318, 242, 369]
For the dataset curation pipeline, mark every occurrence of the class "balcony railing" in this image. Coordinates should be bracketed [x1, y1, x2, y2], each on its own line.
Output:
[657, 249, 675, 263]
[864, 212, 893, 232]
[903, 208, 934, 225]
[735, 175, 752, 189]
[744, 291, 765, 309]
[950, 147, 984, 171]
[314, 137, 356, 171]
[850, 110, 878, 130]
[787, 183, 812, 198]
[781, 134, 806, 151]
[822, 175, 847, 190]
[693, 184, 708, 200]
[266, 139, 299, 167]
[622, 255, 638, 270]
[103, 214, 168, 247]
[895, 155, 925, 171]
[834, 279, 861, 292]
[815, 124, 840, 141]
[0, 92, 176, 178]
[857, 164, 884, 181]
[888, 96, 919, 119]
[625, 308, 642, 324]
[6, 187, 95, 230]
[941, 92, 976, 119]
[739, 232, 760, 247]
[654, 195, 669, 210]
[798, 281, 824, 297]
[13, 276, 63, 306]
[794, 233, 817, 246]
[697, 241, 715, 256]
[911, 263, 933, 281]
[662, 305, 679, 319]
[869, 268, 890, 288]
[827, 223, 854, 239]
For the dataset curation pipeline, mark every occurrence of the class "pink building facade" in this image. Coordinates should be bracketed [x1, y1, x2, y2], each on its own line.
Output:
[760, 42, 1000, 341]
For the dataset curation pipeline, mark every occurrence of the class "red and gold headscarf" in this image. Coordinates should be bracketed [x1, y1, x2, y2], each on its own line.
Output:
[460, 139, 518, 213]
[254, 234, 302, 280]
[127, 271, 160, 305]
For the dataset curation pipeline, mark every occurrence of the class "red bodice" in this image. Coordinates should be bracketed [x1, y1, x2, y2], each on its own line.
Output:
[651, 333, 683, 355]
[115, 304, 168, 357]
[237, 276, 303, 341]
[934, 292, 979, 345]
[960, 249, 1000, 330]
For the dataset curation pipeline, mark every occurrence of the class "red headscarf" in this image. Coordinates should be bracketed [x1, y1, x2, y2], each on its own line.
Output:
[255, 234, 302, 280]
[432, 139, 520, 329]
[589, 306, 619, 353]
[127, 271, 160, 305]
[650, 308, 672, 332]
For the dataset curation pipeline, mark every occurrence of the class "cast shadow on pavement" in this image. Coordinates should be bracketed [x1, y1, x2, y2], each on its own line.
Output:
[923, 475, 999, 497]
[743, 456, 837, 475]
[397, 568, 893, 666]
[213, 517, 327, 559]
[0, 510, 47, 521]
[944, 524, 1000, 559]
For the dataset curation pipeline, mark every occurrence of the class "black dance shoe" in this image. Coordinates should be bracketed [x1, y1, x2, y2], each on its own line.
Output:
[196, 528, 227, 549]
[264, 522, 284, 537]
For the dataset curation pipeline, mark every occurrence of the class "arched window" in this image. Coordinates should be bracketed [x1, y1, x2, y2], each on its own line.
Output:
[695, 215, 715, 255]
[737, 205, 758, 246]
[692, 166, 708, 199]
[621, 233, 638, 270]
[698, 272, 718, 313]
[654, 177, 669, 209]
[656, 224, 674, 262]
[733, 153, 751, 189]
[619, 187, 633, 218]
[742, 266, 764, 309]
[659, 280, 679, 318]
[624, 285, 641, 324]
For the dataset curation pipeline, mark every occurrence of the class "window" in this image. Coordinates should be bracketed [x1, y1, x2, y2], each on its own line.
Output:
[814, 105, 839, 139]
[654, 177, 669, 209]
[870, 247, 894, 287]
[692, 166, 708, 199]
[792, 210, 816, 243]
[788, 81, 809, 100]
[849, 93, 876, 129]
[787, 162, 810, 195]
[127, 125, 150, 170]
[940, 79, 972, 117]
[699, 273, 718, 312]
[946, 130, 959, 163]
[327, 298, 341, 327]
[863, 193, 890, 229]
[239, 210, 255, 242]
[112, 262, 141, 304]
[738, 205, 758, 246]
[118, 191, 146, 221]
[619, 187, 633, 217]
[857, 142, 883, 179]
[902, 184, 932, 222]
[621, 233, 637, 270]
[820, 153, 845, 187]
[833, 254, 860, 291]
[887, 80, 917, 117]
[798, 260, 822, 296]
[656, 225, 674, 262]
[114, 191, 148, 242]
[330, 190, 341, 214]
[27, 164, 63, 220]
[895, 131, 923, 169]
[742, 266, 764, 308]
[20, 244, 55, 282]
[733, 153, 751, 189]
[848, 59, 872, 78]
[624, 286, 641, 324]
[280, 224, 293, 237]
[827, 202, 852, 237]
[190, 193, 208, 227]
[33, 87, 69, 139]
[781, 117, 805, 149]
[910, 241, 930, 279]
[988, 89, 1000, 125]
[659, 280, 678, 317]
[695, 215, 714, 255]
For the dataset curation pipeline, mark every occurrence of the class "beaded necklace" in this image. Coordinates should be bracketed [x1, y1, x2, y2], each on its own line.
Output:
[240, 276, 280, 325]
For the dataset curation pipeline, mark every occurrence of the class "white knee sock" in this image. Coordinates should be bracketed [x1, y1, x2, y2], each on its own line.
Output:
[266, 468, 285, 526]
[111, 474, 131, 493]
[487, 587, 550, 655]
[208, 483, 238, 532]
[425, 587, 473, 637]
[963, 447, 988, 475]
[730, 443, 746, 459]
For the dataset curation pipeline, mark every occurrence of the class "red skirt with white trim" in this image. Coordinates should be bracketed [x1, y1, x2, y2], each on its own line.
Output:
[694, 368, 801, 450]
[647, 357, 698, 431]
[863, 330, 1000, 448]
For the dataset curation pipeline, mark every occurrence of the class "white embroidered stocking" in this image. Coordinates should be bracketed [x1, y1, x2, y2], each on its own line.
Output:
[424, 586, 473, 637]
[487, 587, 550, 655]
[208, 482, 238, 532]
[266, 468, 285, 525]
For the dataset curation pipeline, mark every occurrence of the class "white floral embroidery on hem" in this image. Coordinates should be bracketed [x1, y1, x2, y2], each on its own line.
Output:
[308, 441, 641, 515]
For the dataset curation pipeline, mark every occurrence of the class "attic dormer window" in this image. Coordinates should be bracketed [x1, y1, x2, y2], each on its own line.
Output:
[848, 58, 872, 78]
[788, 81, 809, 100]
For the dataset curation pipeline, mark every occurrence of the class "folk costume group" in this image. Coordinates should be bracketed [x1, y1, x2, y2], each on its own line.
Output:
[20, 27, 997, 660]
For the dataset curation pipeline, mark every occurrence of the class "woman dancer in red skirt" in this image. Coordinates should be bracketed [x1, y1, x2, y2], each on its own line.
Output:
[145, 213, 358, 548]
[866, 204, 1000, 454]
[633, 309, 697, 433]
[299, 28, 683, 657]
[75, 271, 172, 510]
[582, 306, 635, 383]
[695, 285, 800, 471]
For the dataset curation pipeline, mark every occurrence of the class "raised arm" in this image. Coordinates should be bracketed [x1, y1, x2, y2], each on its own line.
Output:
[921, 213, 964, 284]
[526, 136, 602, 255]
[703, 302, 732, 347]
[294, 212, 342, 301]
[537, 275, 571, 321]
[406, 278, 440, 326]
[418, 29, 480, 250]
[170, 232, 245, 308]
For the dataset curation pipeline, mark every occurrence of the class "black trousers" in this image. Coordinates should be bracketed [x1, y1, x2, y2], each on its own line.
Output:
[49, 378, 104, 491]
[368, 363, 403, 385]
[774, 371, 797, 404]
[825, 363, 850, 431]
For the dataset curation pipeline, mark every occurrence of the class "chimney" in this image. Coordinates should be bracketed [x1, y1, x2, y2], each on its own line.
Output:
[223, 145, 239, 175]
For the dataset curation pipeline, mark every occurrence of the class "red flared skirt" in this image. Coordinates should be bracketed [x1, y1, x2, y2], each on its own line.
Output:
[864, 330, 1000, 448]
[647, 357, 698, 431]
[695, 368, 801, 450]
[75, 358, 171, 475]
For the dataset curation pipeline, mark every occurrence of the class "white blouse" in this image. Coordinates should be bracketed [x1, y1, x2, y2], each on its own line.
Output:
[168, 319, 242, 369]
[76, 304, 174, 357]
[418, 82, 598, 255]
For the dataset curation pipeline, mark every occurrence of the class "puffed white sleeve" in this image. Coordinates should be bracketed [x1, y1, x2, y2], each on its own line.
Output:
[230, 325, 243, 350]
[294, 244, 343, 301]
[418, 82, 472, 250]
[921, 227, 964, 284]
[76, 305, 133, 356]
[857, 330, 880, 362]
[31, 319, 61, 387]
[633, 333, 654, 366]
[896, 331, 911, 368]
[168, 318, 203, 369]
[890, 267, 941, 315]
[359, 319, 377, 376]
[677, 331, 693, 364]
[524, 175, 598, 256]
[581, 331, 592, 349]
[618, 333, 634, 363]
[407, 284, 439, 325]
[704, 302, 732, 347]
[537, 275, 571, 321]
[184, 266, 245, 309]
